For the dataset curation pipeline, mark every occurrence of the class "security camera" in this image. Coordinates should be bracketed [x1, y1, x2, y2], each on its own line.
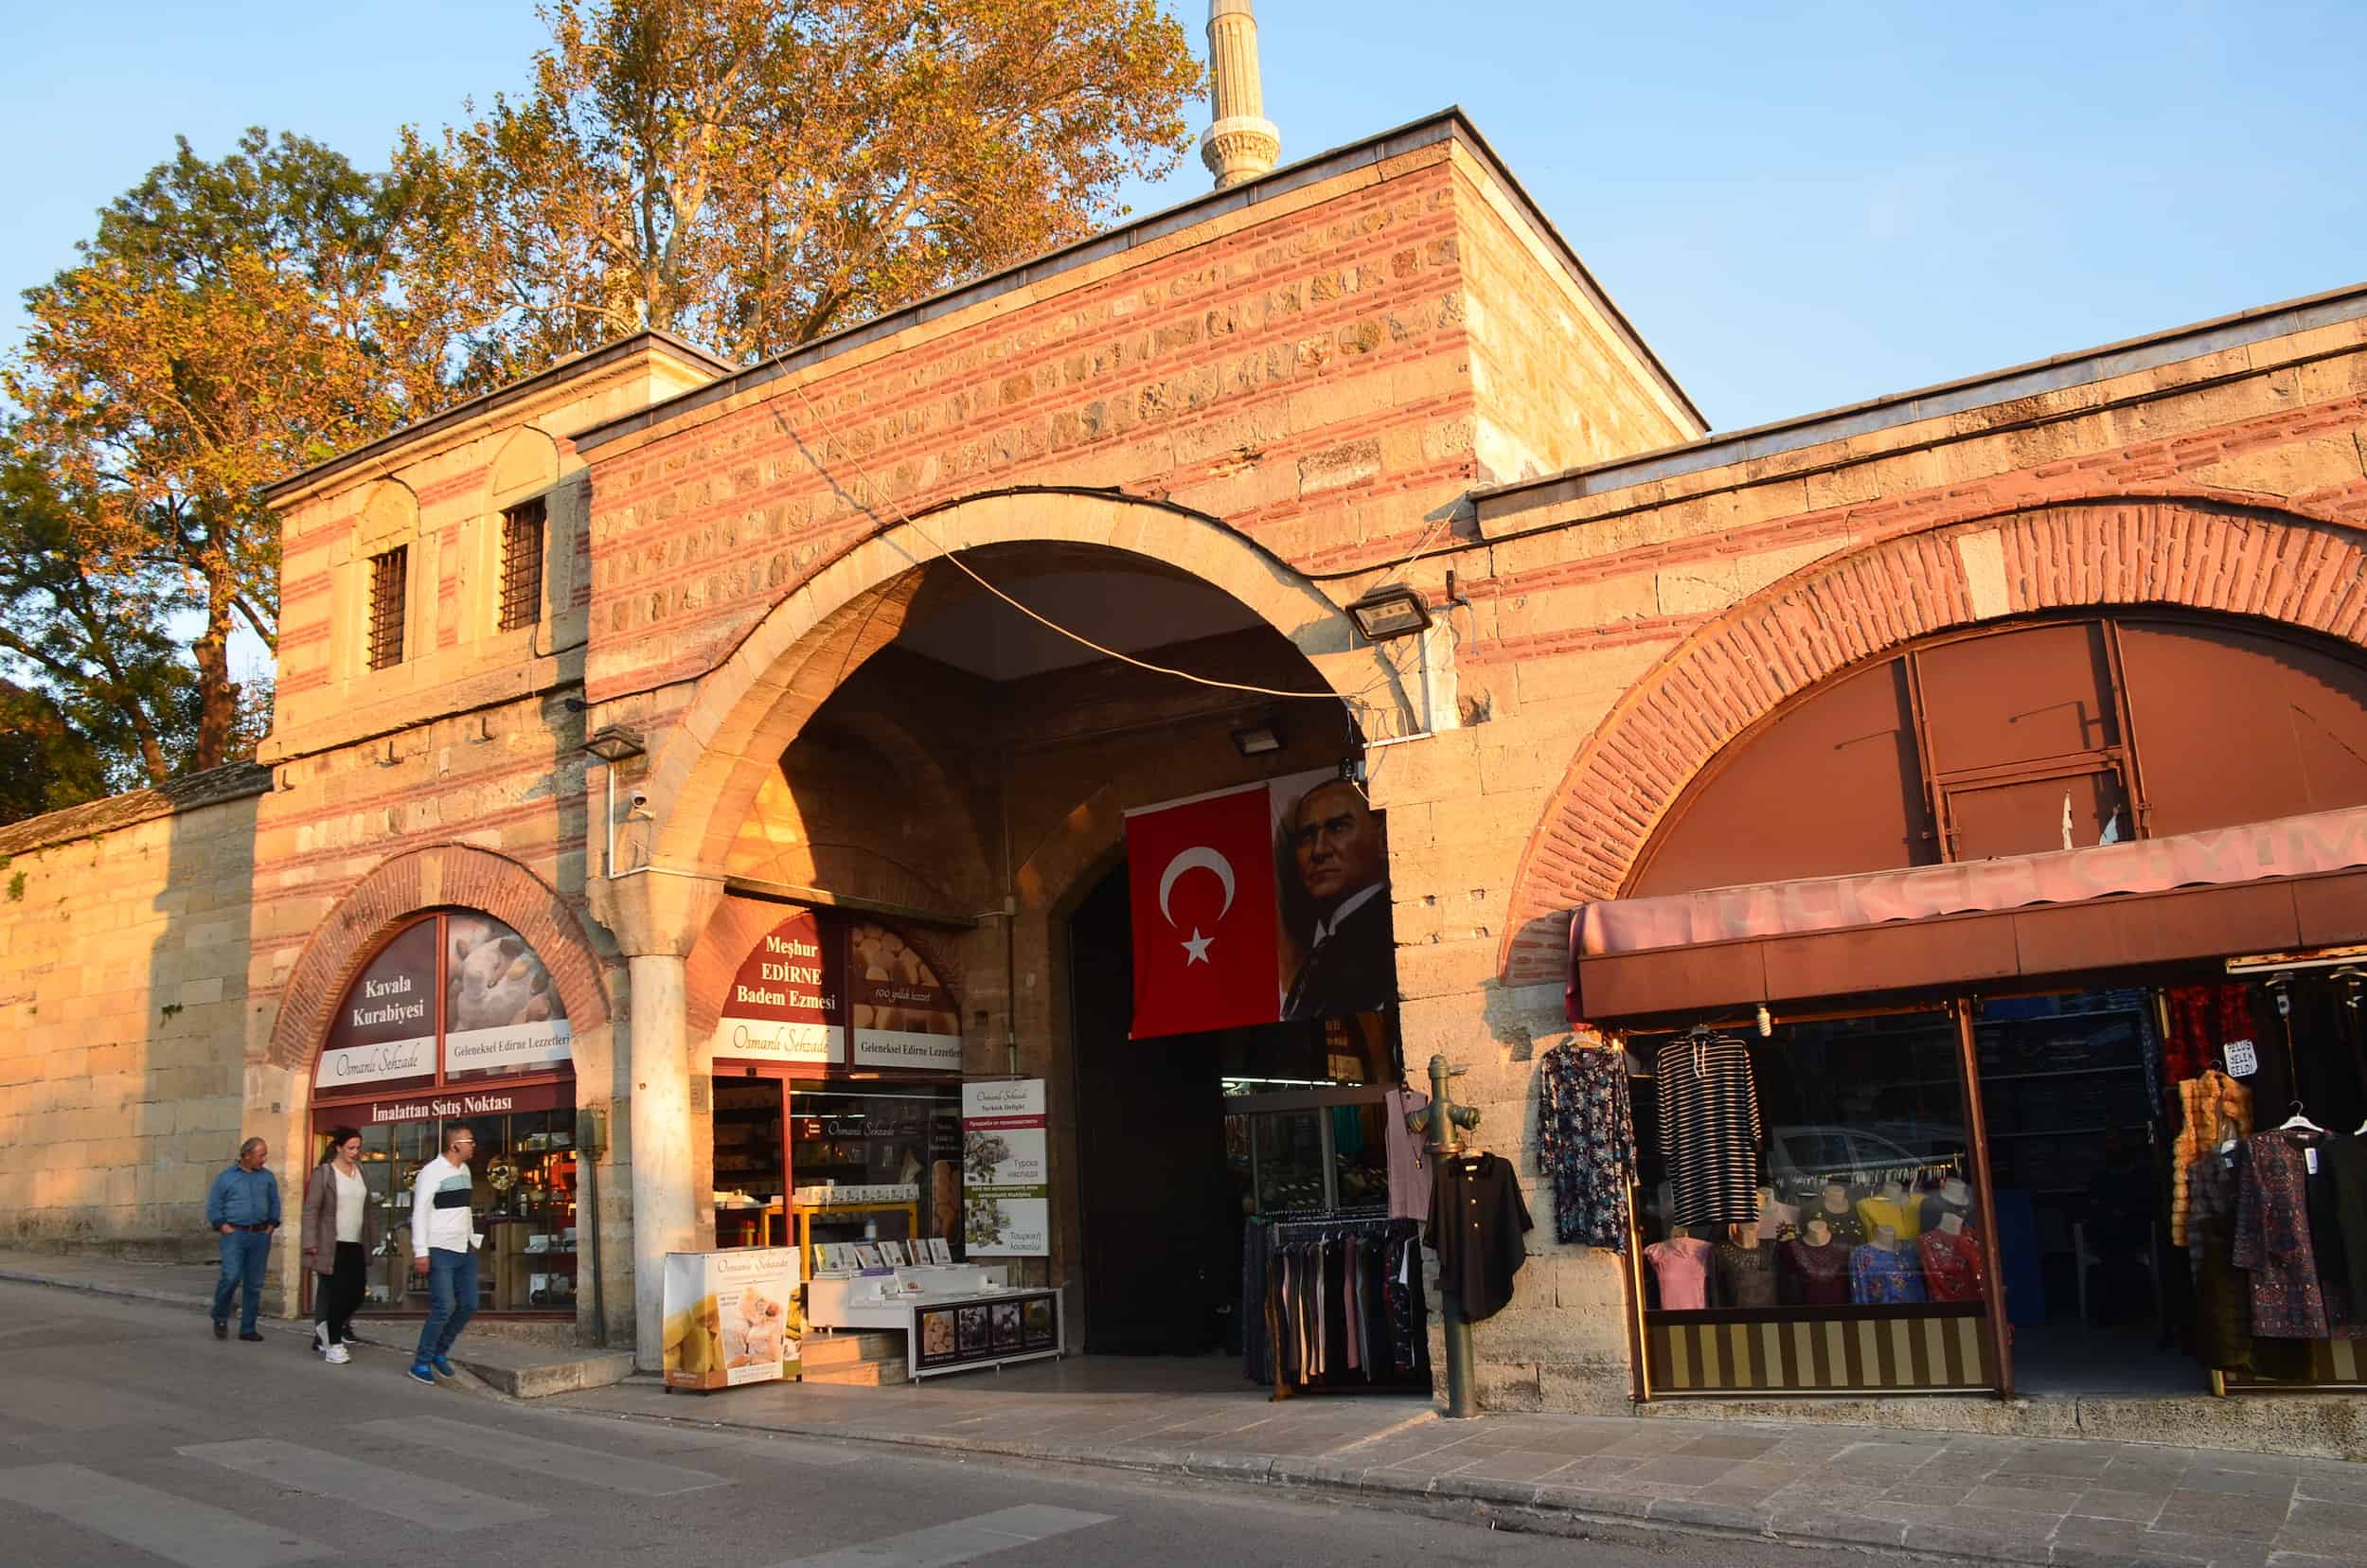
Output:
[628, 789, 650, 811]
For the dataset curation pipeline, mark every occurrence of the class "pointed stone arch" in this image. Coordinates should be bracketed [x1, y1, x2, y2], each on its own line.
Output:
[1499, 497, 2367, 986]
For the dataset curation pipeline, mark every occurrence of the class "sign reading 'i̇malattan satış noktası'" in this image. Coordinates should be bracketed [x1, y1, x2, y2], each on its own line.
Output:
[711, 909, 845, 1063]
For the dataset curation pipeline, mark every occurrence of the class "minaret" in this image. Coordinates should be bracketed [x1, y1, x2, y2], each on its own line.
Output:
[1200, 0, 1280, 190]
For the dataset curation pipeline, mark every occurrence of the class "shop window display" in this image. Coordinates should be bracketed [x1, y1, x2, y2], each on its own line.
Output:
[1634, 1013, 1974, 1314]
[789, 1084, 961, 1267]
[341, 1109, 577, 1313]
[1221, 1012, 1395, 1216]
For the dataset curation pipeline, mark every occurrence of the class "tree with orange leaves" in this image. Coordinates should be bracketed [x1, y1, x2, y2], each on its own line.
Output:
[398, 0, 1202, 381]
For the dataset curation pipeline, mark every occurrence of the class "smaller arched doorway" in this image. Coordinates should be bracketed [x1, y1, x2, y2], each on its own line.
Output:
[1574, 610, 2367, 1404]
[305, 910, 581, 1318]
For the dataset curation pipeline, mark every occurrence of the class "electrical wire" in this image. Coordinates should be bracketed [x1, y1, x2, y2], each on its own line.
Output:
[771, 388, 1402, 723]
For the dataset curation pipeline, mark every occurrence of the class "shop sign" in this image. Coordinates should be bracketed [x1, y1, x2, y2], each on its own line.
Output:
[960, 1078, 1049, 1256]
[316, 920, 439, 1088]
[2223, 1038, 2258, 1077]
[355, 1079, 573, 1126]
[849, 918, 964, 1070]
[663, 1247, 800, 1390]
[712, 909, 845, 1063]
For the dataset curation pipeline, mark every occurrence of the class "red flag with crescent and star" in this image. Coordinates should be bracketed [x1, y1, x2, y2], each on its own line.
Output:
[1124, 781, 1284, 1038]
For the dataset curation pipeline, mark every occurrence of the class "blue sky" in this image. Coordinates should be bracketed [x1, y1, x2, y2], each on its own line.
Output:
[3, 0, 2361, 435]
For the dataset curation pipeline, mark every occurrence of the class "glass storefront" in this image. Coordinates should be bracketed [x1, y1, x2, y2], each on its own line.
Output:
[307, 909, 579, 1317]
[320, 1103, 578, 1313]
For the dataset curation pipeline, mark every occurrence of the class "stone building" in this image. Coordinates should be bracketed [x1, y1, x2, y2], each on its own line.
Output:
[6, 6, 2367, 1439]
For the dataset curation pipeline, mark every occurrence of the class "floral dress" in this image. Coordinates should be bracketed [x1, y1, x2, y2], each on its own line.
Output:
[1538, 1043, 1636, 1252]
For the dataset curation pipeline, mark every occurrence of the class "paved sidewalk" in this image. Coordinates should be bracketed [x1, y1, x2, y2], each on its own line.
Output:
[0, 1246, 628, 1394]
[552, 1357, 2365, 1568]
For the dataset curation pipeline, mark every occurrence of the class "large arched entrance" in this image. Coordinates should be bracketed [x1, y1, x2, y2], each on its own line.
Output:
[632, 496, 1437, 1394]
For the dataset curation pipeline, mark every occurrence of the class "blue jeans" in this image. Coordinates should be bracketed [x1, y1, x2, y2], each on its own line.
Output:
[211, 1229, 272, 1332]
[416, 1247, 478, 1364]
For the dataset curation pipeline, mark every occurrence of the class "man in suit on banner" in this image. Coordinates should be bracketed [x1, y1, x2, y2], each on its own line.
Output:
[1280, 779, 1394, 1021]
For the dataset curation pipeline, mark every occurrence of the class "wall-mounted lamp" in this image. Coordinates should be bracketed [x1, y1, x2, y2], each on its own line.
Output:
[1344, 582, 1433, 643]
[581, 723, 646, 764]
[1230, 720, 1283, 757]
[579, 724, 648, 879]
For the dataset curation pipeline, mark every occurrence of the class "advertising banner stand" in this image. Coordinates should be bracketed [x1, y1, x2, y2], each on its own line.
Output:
[661, 1248, 800, 1393]
[960, 1079, 1049, 1256]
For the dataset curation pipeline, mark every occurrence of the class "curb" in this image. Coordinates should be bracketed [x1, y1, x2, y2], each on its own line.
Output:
[0, 1264, 215, 1312]
[560, 1396, 2056, 1567]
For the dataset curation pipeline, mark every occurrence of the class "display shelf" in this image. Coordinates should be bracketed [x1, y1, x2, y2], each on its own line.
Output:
[792, 1201, 919, 1280]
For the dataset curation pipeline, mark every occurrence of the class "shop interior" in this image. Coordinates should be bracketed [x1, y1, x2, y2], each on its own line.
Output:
[310, 1106, 580, 1316]
[1627, 962, 2367, 1399]
[712, 1074, 964, 1277]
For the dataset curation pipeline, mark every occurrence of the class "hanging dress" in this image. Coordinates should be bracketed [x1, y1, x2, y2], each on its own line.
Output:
[1538, 1043, 1636, 1251]
[1654, 1035, 1763, 1227]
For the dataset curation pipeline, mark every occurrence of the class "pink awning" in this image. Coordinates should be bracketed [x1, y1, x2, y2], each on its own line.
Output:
[1577, 805, 2367, 959]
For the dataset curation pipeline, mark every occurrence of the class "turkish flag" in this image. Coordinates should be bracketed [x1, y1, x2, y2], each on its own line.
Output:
[1126, 783, 1283, 1038]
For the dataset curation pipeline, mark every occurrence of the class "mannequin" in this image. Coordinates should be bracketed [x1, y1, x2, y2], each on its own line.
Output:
[1716, 1221, 1779, 1308]
[1778, 1214, 1852, 1306]
[1646, 1224, 1714, 1310]
[1815, 1183, 1866, 1245]
[1856, 1180, 1922, 1241]
[1849, 1221, 1928, 1303]
[1917, 1210, 1984, 1301]
[1754, 1185, 1800, 1242]
[1917, 1177, 1974, 1235]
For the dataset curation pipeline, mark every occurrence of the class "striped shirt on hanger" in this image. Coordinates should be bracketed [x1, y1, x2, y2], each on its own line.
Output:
[1655, 1034, 1763, 1227]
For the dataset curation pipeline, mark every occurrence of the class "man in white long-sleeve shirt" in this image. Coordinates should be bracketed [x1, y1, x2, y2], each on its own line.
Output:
[408, 1126, 480, 1385]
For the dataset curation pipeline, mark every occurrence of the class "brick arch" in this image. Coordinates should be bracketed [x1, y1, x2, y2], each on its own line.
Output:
[267, 843, 613, 1074]
[632, 486, 1396, 881]
[1498, 497, 2367, 987]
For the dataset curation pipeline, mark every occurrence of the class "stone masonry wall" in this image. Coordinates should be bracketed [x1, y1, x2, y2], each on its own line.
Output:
[0, 791, 261, 1258]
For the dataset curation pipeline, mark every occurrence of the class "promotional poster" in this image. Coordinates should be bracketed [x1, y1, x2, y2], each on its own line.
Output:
[960, 1079, 1048, 1256]
[314, 914, 576, 1090]
[662, 1247, 799, 1390]
[1124, 770, 1395, 1038]
[709, 910, 962, 1070]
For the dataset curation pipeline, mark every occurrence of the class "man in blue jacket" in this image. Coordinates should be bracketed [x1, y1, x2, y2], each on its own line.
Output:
[205, 1137, 281, 1341]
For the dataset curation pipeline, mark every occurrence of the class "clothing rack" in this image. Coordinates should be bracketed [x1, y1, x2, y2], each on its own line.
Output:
[1246, 1208, 1427, 1401]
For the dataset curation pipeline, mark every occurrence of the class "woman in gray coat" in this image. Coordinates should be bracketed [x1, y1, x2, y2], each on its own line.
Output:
[301, 1127, 381, 1363]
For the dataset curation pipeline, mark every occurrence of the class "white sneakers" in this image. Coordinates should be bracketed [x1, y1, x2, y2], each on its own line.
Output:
[324, 1344, 351, 1364]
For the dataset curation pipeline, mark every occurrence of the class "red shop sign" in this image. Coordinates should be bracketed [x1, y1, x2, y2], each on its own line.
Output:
[331, 1078, 574, 1129]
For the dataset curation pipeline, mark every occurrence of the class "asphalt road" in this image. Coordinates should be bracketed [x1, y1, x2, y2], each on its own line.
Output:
[0, 1279, 1842, 1568]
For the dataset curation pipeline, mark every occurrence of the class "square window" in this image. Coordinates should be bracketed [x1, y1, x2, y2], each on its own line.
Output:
[367, 546, 407, 670]
[500, 498, 545, 633]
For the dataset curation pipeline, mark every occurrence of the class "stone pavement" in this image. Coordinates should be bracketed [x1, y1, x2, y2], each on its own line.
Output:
[0, 1246, 630, 1395]
[11, 1252, 2361, 1567]
[549, 1356, 2367, 1568]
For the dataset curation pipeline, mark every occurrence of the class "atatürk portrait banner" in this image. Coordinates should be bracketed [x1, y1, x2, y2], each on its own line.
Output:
[1123, 769, 1394, 1039]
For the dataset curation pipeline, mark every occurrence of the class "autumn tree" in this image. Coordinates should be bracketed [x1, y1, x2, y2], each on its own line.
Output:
[4, 131, 430, 780]
[403, 0, 1201, 377]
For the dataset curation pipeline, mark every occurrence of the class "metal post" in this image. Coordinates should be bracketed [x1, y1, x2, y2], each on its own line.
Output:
[1406, 1052, 1482, 1418]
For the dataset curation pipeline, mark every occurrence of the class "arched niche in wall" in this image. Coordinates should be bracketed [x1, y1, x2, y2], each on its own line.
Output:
[1626, 611, 2367, 900]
